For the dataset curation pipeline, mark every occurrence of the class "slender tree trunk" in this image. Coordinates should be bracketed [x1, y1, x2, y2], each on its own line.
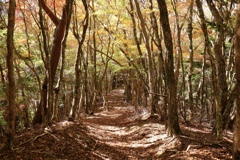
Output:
[187, 0, 194, 120]
[72, 45, 82, 119]
[134, 0, 155, 114]
[128, 0, 146, 72]
[33, 0, 50, 125]
[195, 0, 220, 137]
[92, 0, 97, 114]
[171, 0, 185, 92]
[72, 0, 89, 118]
[149, 0, 164, 114]
[205, 0, 228, 139]
[4, 0, 16, 151]
[33, 0, 70, 124]
[53, 0, 74, 121]
[157, 0, 181, 136]
[233, 1, 240, 159]
[84, 52, 89, 114]
[92, 37, 111, 113]
[0, 64, 5, 84]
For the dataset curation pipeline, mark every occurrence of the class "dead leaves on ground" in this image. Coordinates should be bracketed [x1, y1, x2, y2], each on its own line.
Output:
[0, 89, 233, 159]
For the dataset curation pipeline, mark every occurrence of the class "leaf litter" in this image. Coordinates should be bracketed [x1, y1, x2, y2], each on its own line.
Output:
[0, 88, 232, 159]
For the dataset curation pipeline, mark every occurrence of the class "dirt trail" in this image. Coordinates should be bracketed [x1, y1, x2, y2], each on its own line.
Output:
[81, 88, 168, 159]
[80, 88, 233, 160]
[0, 88, 233, 160]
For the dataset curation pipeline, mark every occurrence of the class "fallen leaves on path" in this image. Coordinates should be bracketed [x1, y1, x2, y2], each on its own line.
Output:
[0, 88, 232, 159]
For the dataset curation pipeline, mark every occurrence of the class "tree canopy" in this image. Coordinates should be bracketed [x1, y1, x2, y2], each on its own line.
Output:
[0, 0, 240, 159]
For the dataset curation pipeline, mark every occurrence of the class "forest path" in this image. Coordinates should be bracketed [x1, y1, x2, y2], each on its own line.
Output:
[0, 88, 233, 160]
[81, 88, 168, 159]
[80, 88, 232, 160]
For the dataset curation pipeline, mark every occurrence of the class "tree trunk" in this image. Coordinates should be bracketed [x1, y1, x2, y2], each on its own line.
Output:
[205, 0, 228, 139]
[128, 0, 146, 72]
[33, 0, 70, 124]
[157, 0, 181, 136]
[187, 0, 194, 120]
[134, 0, 155, 114]
[4, 0, 16, 151]
[92, 0, 97, 114]
[72, 45, 82, 119]
[72, 0, 89, 118]
[53, 0, 74, 121]
[171, 0, 185, 92]
[83, 53, 90, 114]
[233, 1, 240, 159]
[195, 0, 220, 137]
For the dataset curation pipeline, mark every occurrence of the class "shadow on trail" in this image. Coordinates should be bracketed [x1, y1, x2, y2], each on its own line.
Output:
[81, 88, 233, 160]
[81, 88, 170, 159]
[0, 88, 233, 160]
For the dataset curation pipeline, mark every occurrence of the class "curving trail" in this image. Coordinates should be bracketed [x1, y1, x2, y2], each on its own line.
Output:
[0, 88, 232, 160]
[81, 88, 168, 160]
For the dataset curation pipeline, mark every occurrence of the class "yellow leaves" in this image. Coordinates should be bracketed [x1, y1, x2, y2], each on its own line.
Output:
[121, 39, 133, 46]
[92, 10, 105, 16]
[22, 51, 31, 58]
[141, 8, 155, 15]
[121, 19, 133, 28]
[92, 8, 119, 17]
[97, 28, 106, 35]
[76, 12, 86, 21]
[16, 38, 26, 44]
[181, 51, 203, 62]
[192, 28, 203, 39]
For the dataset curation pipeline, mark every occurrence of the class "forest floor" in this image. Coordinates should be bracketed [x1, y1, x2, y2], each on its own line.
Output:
[0, 88, 233, 160]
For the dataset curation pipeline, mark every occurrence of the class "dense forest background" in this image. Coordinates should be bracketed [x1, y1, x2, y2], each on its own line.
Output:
[1, 0, 240, 159]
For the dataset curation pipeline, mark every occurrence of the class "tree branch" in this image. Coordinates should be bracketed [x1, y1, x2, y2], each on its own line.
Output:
[39, 0, 59, 25]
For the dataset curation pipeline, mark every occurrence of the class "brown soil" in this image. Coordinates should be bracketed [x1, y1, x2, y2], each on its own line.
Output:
[0, 88, 233, 159]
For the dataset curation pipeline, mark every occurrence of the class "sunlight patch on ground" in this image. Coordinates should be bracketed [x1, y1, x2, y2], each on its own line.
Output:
[87, 123, 165, 137]
[187, 148, 232, 160]
[94, 112, 123, 118]
[156, 137, 180, 156]
[86, 116, 102, 119]
[51, 120, 74, 131]
[223, 131, 233, 143]
[91, 150, 110, 160]
[87, 125, 136, 137]
[103, 133, 167, 148]
[183, 125, 211, 134]
[87, 122, 167, 149]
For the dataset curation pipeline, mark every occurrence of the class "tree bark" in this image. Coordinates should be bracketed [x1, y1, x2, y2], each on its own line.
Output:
[71, 0, 89, 118]
[171, 0, 185, 92]
[233, 1, 240, 159]
[134, 0, 155, 114]
[53, 0, 74, 121]
[33, 0, 70, 124]
[195, 0, 220, 137]
[187, 0, 194, 120]
[205, 0, 229, 139]
[4, 0, 16, 150]
[128, 0, 146, 71]
[157, 0, 181, 136]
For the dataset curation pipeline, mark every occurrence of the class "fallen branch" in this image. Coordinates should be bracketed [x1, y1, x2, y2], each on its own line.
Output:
[180, 135, 225, 149]
[186, 144, 203, 151]
[18, 132, 48, 147]
[48, 132, 60, 141]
